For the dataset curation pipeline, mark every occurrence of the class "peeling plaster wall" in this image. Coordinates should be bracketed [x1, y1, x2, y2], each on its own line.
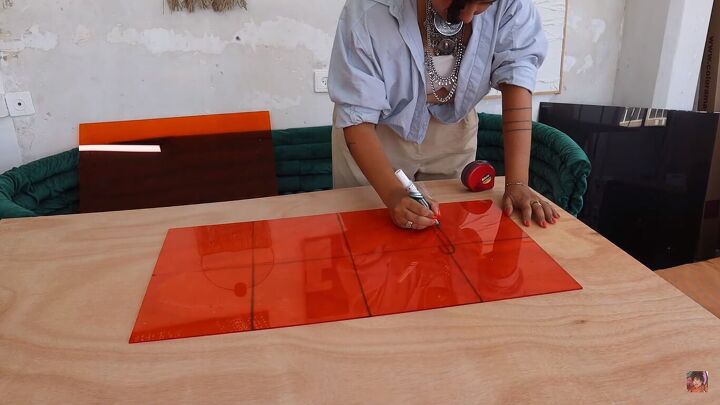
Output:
[0, 0, 342, 164]
[0, 0, 624, 166]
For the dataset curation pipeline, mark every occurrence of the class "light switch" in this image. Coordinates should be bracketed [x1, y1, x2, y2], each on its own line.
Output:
[5, 91, 36, 117]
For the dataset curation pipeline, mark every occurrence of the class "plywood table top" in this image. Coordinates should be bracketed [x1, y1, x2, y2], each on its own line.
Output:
[656, 258, 720, 319]
[1, 179, 719, 403]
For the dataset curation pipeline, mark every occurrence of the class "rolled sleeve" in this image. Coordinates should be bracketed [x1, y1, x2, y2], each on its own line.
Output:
[490, 0, 548, 92]
[334, 104, 382, 127]
[328, 7, 390, 128]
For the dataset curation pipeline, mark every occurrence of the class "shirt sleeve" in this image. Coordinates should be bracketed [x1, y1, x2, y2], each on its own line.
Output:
[328, 7, 390, 128]
[490, 0, 548, 92]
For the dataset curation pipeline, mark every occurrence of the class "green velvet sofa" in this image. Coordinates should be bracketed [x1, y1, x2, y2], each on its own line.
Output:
[0, 113, 590, 219]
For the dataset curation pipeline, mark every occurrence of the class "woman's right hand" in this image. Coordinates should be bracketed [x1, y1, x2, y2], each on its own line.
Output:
[341, 125, 439, 230]
[384, 188, 438, 230]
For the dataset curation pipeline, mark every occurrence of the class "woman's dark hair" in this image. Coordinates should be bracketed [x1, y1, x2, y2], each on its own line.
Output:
[688, 371, 705, 381]
[447, 0, 495, 23]
[447, 0, 469, 24]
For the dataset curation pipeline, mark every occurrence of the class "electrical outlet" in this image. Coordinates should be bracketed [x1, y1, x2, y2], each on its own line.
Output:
[5, 91, 36, 117]
[314, 69, 329, 93]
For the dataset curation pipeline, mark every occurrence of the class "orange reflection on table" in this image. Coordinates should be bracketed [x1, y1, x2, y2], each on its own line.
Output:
[130, 200, 582, 343]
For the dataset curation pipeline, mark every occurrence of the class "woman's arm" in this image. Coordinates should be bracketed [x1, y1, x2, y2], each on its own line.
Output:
[499, 83, 559, 227]
[500, 83, 532, 186]
[343, 123, 437, 229]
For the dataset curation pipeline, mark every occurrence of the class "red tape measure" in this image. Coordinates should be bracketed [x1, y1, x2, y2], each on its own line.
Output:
[461, 160, 496, 192]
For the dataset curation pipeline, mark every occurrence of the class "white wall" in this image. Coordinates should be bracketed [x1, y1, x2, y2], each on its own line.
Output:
[0, 118, 21, 173]
[655, 0, 713, 110]
[2, 0, 624, 169]
[478, 0, 627, 114]
[612, 0, 670, 108]
[0, 0, 345, 166]
[613, 0, 713, 109]
[0, 69, 23, 173]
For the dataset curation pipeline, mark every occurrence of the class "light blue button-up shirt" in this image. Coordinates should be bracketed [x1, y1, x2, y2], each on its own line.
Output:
[328, 0, 547, 143]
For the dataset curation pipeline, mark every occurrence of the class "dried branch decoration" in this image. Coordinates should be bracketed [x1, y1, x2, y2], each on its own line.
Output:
[167, 0, 247, 12]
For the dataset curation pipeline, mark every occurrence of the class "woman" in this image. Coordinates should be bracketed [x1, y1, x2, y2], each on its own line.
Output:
[328, 0, 559, 230]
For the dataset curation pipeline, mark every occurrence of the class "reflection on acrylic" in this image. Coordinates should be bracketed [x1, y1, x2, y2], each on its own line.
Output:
[352, 247, 479, 316]
[130, 201, 582, 343]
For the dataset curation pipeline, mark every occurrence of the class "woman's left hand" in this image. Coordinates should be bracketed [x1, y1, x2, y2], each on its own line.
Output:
[501, 184, 560, 228]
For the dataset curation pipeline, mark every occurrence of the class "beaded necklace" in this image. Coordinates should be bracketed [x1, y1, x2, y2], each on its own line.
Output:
[424, 0, 465, 104]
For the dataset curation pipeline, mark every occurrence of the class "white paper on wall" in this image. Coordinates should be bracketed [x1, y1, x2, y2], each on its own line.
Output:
[487, 0, 566, 97]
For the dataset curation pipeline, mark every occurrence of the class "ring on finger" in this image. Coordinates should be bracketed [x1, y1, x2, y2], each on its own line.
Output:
[405, 220, 413, 229]
[530, 200, 542, 207]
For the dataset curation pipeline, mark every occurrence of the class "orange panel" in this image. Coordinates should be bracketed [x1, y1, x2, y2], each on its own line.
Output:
[434, 200, 529, 244]
[152, 223, 255, 276]
[253, 258, 370, 330]
[452, 239, 582, 302]
[339, 202, 528, 256]
[79, 111, 271, 145]
[339, 209, 442, 255]
[130, 201, 582, 343]
[353, 248, 481, 316]
[254, 214, 350, 265]
[130, 268, 253, 343]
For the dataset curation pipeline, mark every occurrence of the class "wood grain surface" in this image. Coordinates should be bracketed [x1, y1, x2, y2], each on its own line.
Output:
[79, 131, 278, 213]
[656, 258, 720, 319]
[1, 179, 719, 404]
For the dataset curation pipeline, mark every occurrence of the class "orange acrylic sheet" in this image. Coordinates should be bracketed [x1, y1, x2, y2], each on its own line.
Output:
[79, 111, 271, 145]
[130, 201, 582, 343]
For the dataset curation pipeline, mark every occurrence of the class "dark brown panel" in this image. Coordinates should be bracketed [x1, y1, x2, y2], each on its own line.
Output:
[79, 131, 277, 213]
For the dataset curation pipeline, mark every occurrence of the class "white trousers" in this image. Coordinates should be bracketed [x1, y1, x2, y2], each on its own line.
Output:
[332, 111, 479, 188]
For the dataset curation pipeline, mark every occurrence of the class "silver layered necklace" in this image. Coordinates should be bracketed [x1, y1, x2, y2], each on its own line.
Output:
[424, 0, 465, 104]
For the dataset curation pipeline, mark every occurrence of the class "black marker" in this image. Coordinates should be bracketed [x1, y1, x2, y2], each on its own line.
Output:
[395, 169, 440, 226]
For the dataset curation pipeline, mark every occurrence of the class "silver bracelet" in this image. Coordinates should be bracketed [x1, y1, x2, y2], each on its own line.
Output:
[505, 182, 526, 187]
